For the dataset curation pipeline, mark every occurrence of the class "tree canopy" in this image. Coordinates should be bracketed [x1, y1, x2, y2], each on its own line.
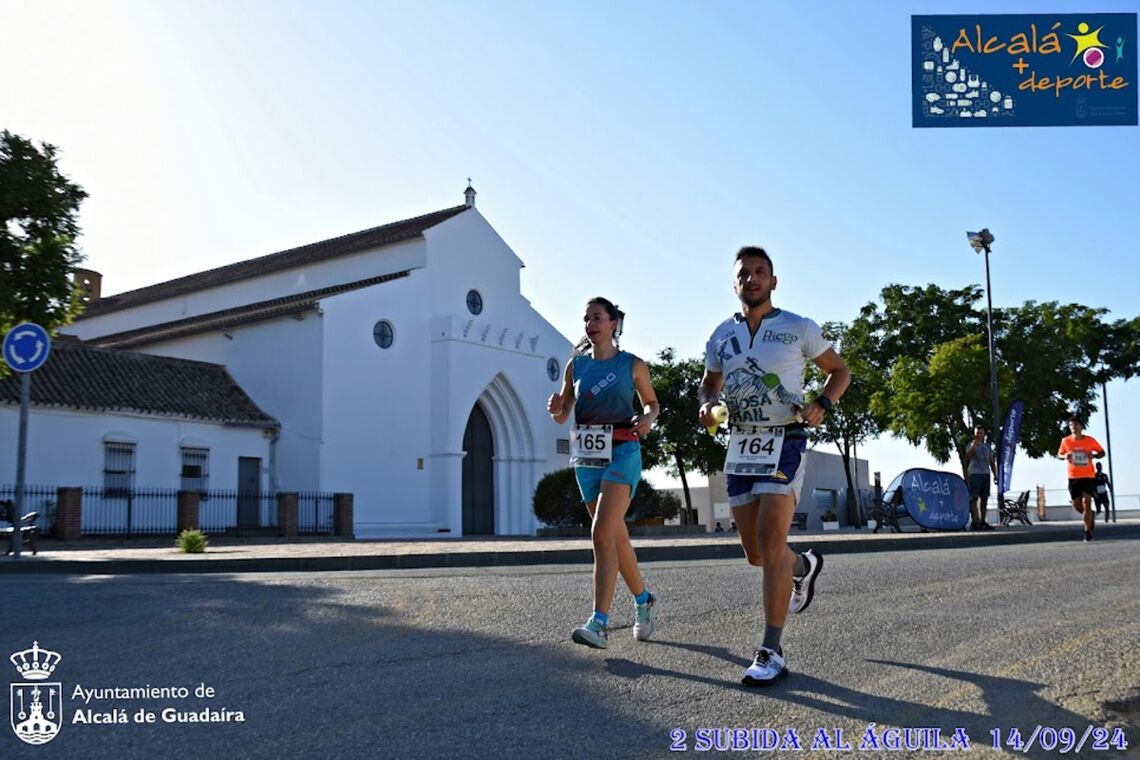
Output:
[1, 130, 88, 362]
[641, 348, 725, 522]
[853, 282, 1138, 476]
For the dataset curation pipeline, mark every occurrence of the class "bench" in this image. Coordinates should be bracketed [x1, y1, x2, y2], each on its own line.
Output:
[791, 512, 807, 531]
[867, 491, 907, 534]
[998, 490, 1032, 526]
[1, 500, 39, 555]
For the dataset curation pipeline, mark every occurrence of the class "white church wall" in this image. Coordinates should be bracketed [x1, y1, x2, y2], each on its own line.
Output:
[130, 314, 324, 493]
[418, 212, 574, 535]
[424, 208, 574, 474]
[422, 210, 522, 319]
[46, 201, 580, 537]
[318, 270, 434, 536]
[427, 319, 572, 535]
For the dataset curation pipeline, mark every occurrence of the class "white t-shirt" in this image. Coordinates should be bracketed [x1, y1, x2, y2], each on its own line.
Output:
[705, 309, 831, 427]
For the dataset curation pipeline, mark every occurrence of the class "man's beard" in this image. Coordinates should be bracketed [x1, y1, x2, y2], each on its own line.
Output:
[738, 291, 770, 309]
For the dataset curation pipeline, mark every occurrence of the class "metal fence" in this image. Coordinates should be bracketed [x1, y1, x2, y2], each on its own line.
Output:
[297, 491, 335, 535]
[82, 487, 180, 536]
[1, 486, 339, 537]
[198, 490, 280, 535]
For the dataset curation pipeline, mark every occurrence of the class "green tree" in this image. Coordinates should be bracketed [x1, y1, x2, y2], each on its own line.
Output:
[995, 301, 1113, 458]
[806, 322, 884, 524]
[854, 283, 1136, 478]
[874, 333, 1008, 473]
[1, 130, 88, 371]
[640, 348, 724, 524]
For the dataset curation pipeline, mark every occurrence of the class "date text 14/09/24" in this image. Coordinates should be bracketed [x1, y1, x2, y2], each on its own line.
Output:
[991, 726, 1127, 754]
[667, 724, 1128, 752]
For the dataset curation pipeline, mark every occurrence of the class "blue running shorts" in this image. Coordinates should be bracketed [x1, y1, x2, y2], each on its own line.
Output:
[575, 441, 642, 504]
[726, 435, 808, 507]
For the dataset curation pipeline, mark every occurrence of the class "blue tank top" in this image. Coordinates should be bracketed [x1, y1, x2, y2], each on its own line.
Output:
[572, 351, 638, 426]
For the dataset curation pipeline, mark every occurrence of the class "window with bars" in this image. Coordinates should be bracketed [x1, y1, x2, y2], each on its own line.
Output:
[103, 442, 136, 496]
[180, 447, 209, 495]
[813, 488, 838, 513]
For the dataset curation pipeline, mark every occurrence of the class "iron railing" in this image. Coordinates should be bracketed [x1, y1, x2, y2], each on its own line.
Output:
[1, 486, 339, 537]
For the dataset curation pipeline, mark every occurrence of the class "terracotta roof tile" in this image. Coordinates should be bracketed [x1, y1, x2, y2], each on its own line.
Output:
[1, 339, 277, 427]
[90, 271, 410, 350]
[81, 205, 467, 317]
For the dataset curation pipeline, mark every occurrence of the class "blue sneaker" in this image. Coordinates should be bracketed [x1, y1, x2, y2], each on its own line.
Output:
[571, 617, 608, 649]
[634, 593, 656, 641]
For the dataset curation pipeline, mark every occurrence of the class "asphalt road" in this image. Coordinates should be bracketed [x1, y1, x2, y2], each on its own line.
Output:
[3, 539, 1138, 759]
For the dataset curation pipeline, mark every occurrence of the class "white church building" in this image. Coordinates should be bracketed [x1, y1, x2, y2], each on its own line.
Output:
[62, 186, 574, 537]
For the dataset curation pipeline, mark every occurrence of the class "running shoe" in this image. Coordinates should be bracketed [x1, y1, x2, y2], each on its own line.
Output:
[789, 549, 823, 614]
[742, 646, 786, 687]
[571, 617, 608, 649]
[634, 593, 656, 641]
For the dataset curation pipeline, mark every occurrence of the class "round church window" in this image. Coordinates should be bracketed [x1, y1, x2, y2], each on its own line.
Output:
[547, 357, 560, 381]
[466, 289, 483, 315]
[373, 320, 394, 349]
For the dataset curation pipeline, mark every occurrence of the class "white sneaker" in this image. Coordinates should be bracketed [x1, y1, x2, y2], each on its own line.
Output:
[742, 646, 786, 687]
[633, 593, 656, 641]
[789, 549, 823, 614]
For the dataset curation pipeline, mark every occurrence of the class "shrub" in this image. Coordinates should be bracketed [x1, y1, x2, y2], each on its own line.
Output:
[532, 468, 682, 526]
[628, 481, 682, 522]
[532, 468, 588, 527]
[175, 529, 208, 554]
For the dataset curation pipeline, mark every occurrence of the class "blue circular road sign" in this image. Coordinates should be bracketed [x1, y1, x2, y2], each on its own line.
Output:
[3, 323, 52, 373]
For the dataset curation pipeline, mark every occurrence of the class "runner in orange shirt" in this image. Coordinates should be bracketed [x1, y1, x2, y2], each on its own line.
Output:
[1057, 418, 1106, 542]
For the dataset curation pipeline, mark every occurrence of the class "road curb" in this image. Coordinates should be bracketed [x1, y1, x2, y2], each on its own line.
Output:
[2, 522, 1138, 575]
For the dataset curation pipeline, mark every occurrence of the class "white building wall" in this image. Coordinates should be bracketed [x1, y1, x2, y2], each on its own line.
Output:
[422, 210, 523, 317]
[123, 314, 323, 493]
[68, 238, 428, 340]
[52, 204, 577, 537]
[433, 342, 556, 536]
[319, 271, 434, 535]
[423, 207, 573, 475]
[0, 405, 269, 491]
[421, 211, 572, 536]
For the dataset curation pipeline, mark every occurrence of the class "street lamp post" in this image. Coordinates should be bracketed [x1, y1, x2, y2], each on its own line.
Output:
[967, 229, 1001, 464]
[1100, 376, 1117, 523]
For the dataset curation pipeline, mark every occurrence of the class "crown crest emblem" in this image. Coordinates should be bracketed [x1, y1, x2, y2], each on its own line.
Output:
[9, 641, 61, 681]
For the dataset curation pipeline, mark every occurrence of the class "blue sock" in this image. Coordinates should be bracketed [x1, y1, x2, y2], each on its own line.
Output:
[591, 610, 608, 627]
[634, 589, 651, 605]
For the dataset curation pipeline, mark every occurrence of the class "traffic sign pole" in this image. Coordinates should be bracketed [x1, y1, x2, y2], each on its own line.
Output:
[4, 322, 52, 559]
[12, 373, 30, 557]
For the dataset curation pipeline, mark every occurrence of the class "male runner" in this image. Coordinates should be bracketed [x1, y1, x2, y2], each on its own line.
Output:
[1057, 418, 1105, 542]
[698, 246, 850, 686]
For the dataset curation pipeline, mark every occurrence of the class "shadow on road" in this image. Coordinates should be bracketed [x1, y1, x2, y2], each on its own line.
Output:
[1, 573, 661, 760]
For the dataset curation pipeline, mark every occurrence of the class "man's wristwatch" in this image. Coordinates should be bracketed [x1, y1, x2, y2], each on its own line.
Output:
[816, 396, 833, 413]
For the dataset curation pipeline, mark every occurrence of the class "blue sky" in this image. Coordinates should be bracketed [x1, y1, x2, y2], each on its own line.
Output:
[3, 0, 1138, 503]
